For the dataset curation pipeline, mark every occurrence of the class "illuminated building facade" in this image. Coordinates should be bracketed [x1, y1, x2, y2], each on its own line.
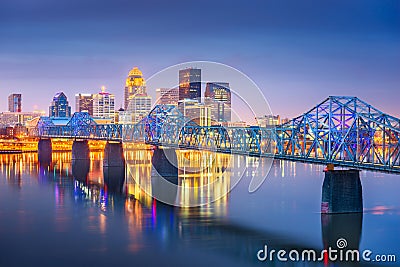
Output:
[156, 87, 179, 105]
[179, 68, 201, 101]
[127, 94, 152, 123]
[178, 99, 211, 126]
[281, 118, 290, 124]
[115, 108, 133, 124]
[49, 92, 72, 117]
[8, 93, 22, 112]
[75, 93, 93, 115]
[256, 115, 280, 127]
[204, 82, 231, 124]
[221, 121, 247, 127]
[0, 111, 45, 127]
[93, 87, 115, 122]
[124, 67, 146, 110]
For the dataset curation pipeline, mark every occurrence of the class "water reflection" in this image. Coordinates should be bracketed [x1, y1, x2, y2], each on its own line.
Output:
[104, 166, 125, 193]
[0, 151, 399, 267]
[0, 154, 23, 188]
[72, 158, 90, 182]
[321, 213, 363, 250]
[126, 147, 235, 207]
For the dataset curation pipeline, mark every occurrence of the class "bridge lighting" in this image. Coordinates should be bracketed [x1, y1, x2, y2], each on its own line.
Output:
[30, 96, 400, 174]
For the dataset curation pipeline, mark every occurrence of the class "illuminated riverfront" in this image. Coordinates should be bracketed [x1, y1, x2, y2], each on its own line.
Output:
[1, 1, 399, 266]
[0, 138, 106, 153]
[1, 72, 400, 267]
[1, 149, 399, 266]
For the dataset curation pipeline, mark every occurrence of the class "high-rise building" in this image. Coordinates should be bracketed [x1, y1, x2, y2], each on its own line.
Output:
[204, 82, 231, 124]
[256, 115, 280, 127]
[75, 93, 93, 115]
[156, 87, 179, 105]
[93, 86, 115, 122]
[49, 92, 72, 117]
[124, 67, 152, 123]
[179, 68, 201, 101]
[115, 108, 133, 124]
[8, 93, 22, 112]
[127, 94, 152, 123]
[178, 99, 211, 126]
[124, 67, 146, 110]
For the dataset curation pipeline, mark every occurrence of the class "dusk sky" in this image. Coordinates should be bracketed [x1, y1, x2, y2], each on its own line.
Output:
[0, 0, 399, 119]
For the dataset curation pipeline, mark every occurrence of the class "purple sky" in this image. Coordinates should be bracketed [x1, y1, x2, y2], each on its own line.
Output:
[0, 0, 399, 119]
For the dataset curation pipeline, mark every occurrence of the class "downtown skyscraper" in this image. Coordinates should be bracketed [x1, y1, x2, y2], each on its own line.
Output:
[49, 92, 71, 117]
[124, 67, 146, 110]
[178, 68, 201, 101]
[156, 87, 179, 105]
[8, 93, 22, 112]
[75, 93, 93, 115]
[205, 82, 231, 123]
[123, 67, 152, 123]
[93, 86, 115, 122]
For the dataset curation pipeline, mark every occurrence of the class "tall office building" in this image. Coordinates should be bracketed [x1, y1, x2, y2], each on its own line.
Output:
[256, 115, 280, 127]
[75, 93, 93, 115]
[178, 68, 201, 101]
[124, 67, 146, 110]
[49, 92, 72, 117]
[8, 93, 22, 112]
[178, 99, 211, 126]
[127, 94, 152, 123]
[115, 108, 133, 124]
[156, 87, 179, 105]
[93, 86, 115, 121]
[204, 82, 231, 123]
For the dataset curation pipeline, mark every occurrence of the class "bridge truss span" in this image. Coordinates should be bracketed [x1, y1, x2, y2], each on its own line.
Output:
[274, 96, 400, 172]
[31, 96, 400, 173]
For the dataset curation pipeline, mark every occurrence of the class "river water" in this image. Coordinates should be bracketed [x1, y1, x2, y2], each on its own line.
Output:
[0, 148, 399, 267]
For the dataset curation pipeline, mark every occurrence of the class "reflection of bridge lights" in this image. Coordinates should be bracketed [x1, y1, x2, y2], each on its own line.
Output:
[73, 180, 110, 211]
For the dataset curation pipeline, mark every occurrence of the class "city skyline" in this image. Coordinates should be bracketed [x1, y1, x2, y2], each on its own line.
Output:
[0, 2, 399, 267]
[0, 0, 399, 119]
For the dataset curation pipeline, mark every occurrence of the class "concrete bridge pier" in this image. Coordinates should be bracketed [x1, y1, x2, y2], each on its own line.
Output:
[151, 147, 178, 205]
[321, 213, 363, 251]
[72, 140, 90, 160]
[151, 147, 178, 184]
[103, 142, 125, 193]
[72, 140, 90, 182]
[38, 138, 52, 164]
[103, 142, 125, 168]
[38, 139, 52, 181]
[321, 169, 363, 214]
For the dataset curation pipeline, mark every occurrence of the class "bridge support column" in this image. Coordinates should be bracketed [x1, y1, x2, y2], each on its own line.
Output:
[72, 140, 89, 160]
[103, 142, 125, 193]
[103, 142, 125, 168]
[321, 169, 363, 214]
[151, 147, 178, 205]
[321, 213, 362, 251]
[151, 147, 178, 183]
[72, 140, 90, 182]
[38, 138, 52, 164]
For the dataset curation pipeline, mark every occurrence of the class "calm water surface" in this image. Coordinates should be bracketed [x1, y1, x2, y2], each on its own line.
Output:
[0, 149, 399, 267]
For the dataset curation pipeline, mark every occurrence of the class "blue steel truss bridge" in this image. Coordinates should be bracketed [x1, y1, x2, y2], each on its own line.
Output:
[31, 96, 400, 174]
